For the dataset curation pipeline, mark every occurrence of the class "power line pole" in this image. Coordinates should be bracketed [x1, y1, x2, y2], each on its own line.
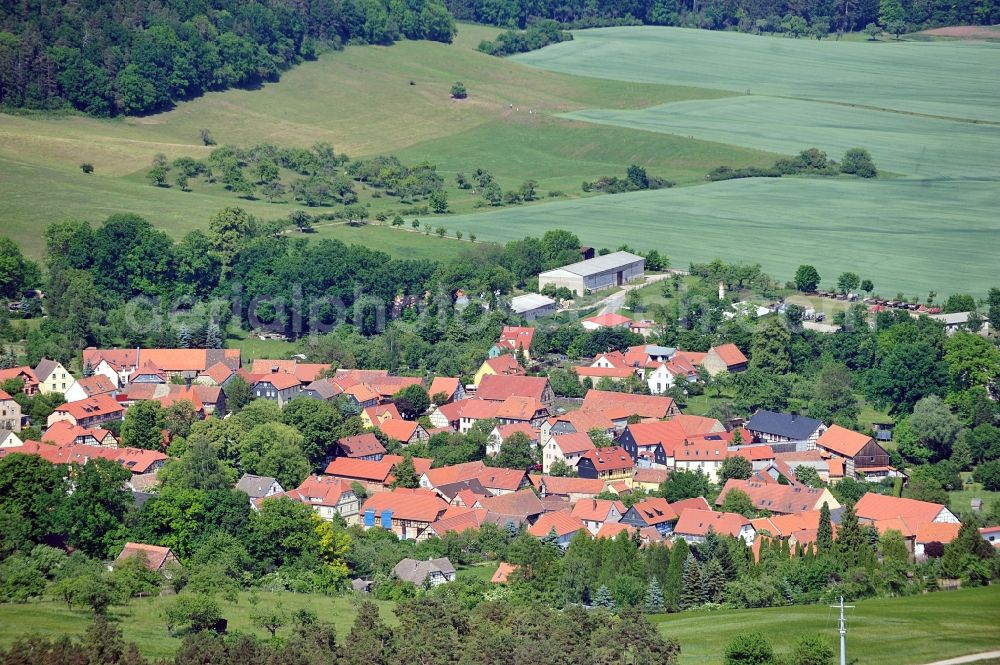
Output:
[831, 595, 855, 665]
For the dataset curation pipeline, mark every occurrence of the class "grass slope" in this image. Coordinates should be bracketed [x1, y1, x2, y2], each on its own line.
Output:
[1, 24, 775, 258]
[0, 587, 996, 663]
[443, 176, 1000, 298]
[0, 591, 396, 662]
[513, 26, 1000, 122]
[656, 586, 1000, 665]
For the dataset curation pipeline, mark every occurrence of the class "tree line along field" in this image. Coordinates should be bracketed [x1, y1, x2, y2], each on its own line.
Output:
[0, 586, 996, 663]
[0, 23, 777, 259]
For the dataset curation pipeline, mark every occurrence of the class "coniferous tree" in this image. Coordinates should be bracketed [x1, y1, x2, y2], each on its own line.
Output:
[702, 558, 727, 603]
[177, 325, 191, 349]
[541, 527, 561, 552]
[205, 323, 223, 349]
[645, 576, 664, 613]
[835, 502, 872, 570]
[680, 554, 705, 609]
[817, 502, 834, 552]
[593, 584, 616, 609]
[663, 538, 688, 611]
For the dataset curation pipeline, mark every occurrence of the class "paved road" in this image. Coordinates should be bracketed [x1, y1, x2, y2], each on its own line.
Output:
[597, 271, 679, 315]
[920, 651, 1000, 665]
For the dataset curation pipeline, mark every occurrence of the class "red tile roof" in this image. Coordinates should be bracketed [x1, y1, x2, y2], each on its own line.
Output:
[255, 373, 301, 390]
[674, 509, 751, 538]
[675, 440, 730, 462]
[710, 343, 748, 367]
[817, 425, 873, 458]
[579, 446, 634, 472]
[53, 394, 123, 421]
[476, 468, 527, 492]
[364, 403, 402, 423]
[582, 313, 631, 328]
[854, 493, 948, 525]
[491, 562, 519, 583]
[581, 390, 676, 419]
[199, 362, 235, 385]
[363, 489, 448, 523]
[423, 461, 487, 488]
[377, 418, 421, 442]
[575, 365, 635, 379]
[286, 475, 353, 508]
[717, 480, 834, 515]
[670, 496, 713, 516]
[477, 488, 545, 519]
[483, 355, 525, 376]
[429, 508, 489, 536]
[632, 467, 669, 485]
[498, 326, 535, 352]
[114, 543, 174, 570]
[336, 433, 386, 458]
[71, 375, 116, 397]
[83, 348, 240, 373]
[428, 377, 460, 400]
[528, 474, 605, 497]
[527, 510, 587, 538]
[495, 422, 538, 441]
[477, 375, 549, 403]
[551, 432, 597, 456]
[571, 498, 624, 522]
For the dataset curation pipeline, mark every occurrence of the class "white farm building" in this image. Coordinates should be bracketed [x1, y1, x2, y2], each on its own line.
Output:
[538, 251, 645, 295]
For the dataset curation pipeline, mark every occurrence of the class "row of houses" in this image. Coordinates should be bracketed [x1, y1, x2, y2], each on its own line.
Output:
[574, 342, 748, 394]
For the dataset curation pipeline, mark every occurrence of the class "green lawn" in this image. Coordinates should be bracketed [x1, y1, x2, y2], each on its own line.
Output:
[949, 478, 1000, 517]
[0, 591, 396, 662]
[226, 327, 299, 365]
[655, 586, 1000, 665]
[456, 561, 500, 582]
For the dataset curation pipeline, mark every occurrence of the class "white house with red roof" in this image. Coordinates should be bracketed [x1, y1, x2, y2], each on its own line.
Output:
[486, 422, 539, 457]
[542, 432, 596, 473]
[0, 390, 21, 432]
[283, 475, 360, 523]
[47, 394, 124, 428]
[674, 509, 755, 544]
[571, 498, 625, 535]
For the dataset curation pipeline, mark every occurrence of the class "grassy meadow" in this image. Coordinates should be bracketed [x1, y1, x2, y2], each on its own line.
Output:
[0, 586, 996, 663]
[0, 23, 779, 258]
[0, 591, 397, 662]
[656, 585, 1000, 665]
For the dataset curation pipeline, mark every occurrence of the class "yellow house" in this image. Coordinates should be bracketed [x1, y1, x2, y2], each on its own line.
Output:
[361, 403, 400, 429]
[630, 468, 669, 492]
[473, 354, 524, 387]
[34, 359, 73, 395]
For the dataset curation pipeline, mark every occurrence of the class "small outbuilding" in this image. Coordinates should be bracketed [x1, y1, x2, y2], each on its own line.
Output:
[510, 293, 557, 321]
[392, 557, 456, 586]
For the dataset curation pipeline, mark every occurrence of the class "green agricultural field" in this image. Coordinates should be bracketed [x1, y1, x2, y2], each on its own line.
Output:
[0, 591, 397, 662]
[444, 176, 1000, 298]
[656, 585, 1000, 665]
[561, 95, 1000, 179]
[1, 24, 773, 259]
[513, 26, 1000, 122]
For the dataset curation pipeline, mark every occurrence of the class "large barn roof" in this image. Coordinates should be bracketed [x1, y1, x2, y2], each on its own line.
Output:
[540, 251, 644, 278]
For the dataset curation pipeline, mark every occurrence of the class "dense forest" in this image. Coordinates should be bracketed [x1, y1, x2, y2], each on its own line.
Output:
[0, 0, 455, 115]
[447, 0, 998, 37]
